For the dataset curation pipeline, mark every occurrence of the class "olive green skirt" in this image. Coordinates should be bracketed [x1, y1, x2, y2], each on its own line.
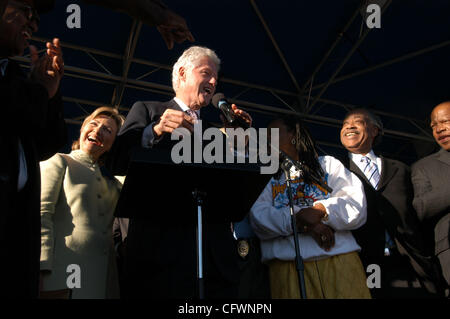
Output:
[269, 251, 371, 299]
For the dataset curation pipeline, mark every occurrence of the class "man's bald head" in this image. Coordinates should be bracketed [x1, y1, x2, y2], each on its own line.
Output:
[430, 101, 450, 151]
[432, 101, 450, 115]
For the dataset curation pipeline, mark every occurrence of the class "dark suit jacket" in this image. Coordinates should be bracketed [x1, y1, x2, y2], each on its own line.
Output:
[108, 99, 240, 298]
[0, 60, 66, 298]
[341, 153, 445, 297]
[412, 148, 450, 288]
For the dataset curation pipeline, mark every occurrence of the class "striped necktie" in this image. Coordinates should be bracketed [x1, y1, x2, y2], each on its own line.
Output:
[185, 109, 202, 142]
[361, 156, 380, 190]
[186, 109, 199, 121]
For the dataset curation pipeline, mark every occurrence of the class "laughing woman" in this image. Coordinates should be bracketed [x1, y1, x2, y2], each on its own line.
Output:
[249, 116, 371, 299]
[39, 107, 124, 299]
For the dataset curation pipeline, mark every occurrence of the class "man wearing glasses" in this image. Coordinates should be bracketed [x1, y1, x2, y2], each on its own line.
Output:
[0, 0, 66, 298]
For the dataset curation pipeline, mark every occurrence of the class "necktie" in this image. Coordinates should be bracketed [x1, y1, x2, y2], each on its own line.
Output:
[185, 109, 201, 142]
[186, 109, 199, 121]
[361, 156, 395, 255]
[361, 156, 380, 190]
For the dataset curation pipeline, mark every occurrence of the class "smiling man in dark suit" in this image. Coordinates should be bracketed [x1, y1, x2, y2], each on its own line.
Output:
[108, 46, 252, 299]
[339, 108, 444, 298]
[411, 101, 450, 297]
[0, 0, 66, 298]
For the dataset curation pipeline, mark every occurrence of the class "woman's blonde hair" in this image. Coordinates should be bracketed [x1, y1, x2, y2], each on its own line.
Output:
[72, 106, 125, 163]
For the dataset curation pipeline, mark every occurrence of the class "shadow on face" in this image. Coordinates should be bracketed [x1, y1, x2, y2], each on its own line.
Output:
[0, 0, 39, 57]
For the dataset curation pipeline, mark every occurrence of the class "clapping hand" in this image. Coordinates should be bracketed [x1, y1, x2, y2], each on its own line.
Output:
[30, 38, 64, 99]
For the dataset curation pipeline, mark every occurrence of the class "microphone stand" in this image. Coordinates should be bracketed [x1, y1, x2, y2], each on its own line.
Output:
[192, 189, 206, 299]
[280, 157, 307, 299]
[216, 109, 333, 299]
[268, 142, 333, 300]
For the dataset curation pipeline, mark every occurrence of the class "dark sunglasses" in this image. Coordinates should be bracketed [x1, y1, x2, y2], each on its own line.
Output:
[8, 0, 40, 25]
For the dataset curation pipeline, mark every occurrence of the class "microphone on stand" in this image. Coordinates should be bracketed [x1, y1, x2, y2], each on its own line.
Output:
[278, 149, 333, 193]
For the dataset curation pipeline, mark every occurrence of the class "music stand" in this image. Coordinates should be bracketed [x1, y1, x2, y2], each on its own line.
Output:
[115, 148, 272, 299]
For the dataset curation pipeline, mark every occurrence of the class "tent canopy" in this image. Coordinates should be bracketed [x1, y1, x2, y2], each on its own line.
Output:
[19, 0, 450, 163]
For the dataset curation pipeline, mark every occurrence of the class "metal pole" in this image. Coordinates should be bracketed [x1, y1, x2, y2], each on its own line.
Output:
[308, 0, 392, 111]
[249, 0, 302, 94]
[300, 4, 363, 93]
[311, 40, 450, 90]
[193, 190, 206, 299]
[281, 161, 307, 299]
[113, 20, 142, 107]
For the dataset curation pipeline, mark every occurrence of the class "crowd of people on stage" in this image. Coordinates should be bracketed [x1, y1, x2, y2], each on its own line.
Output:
[1, 0, 449, 299]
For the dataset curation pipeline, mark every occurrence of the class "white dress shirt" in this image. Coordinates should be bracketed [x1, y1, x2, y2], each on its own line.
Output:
[349, 150, 383, 177]
[250, 155, 367, 263]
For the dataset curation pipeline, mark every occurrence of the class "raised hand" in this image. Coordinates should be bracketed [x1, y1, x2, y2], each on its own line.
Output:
[231, 104, 252, 127]
[156, 10, 194, 50]
[30, 38, 64, 99]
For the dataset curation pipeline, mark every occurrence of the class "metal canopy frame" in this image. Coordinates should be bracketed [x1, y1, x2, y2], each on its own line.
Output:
[13, 0, 448, 158]
[306, 0, 393, 112]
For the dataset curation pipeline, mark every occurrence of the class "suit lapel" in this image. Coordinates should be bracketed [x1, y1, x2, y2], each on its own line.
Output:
[346, 154, 397, 192]
[436, 148, 450, 167]
[166, 99, 183, 112]
[378, 157, 398, 191]
[347, 157, 371, 184]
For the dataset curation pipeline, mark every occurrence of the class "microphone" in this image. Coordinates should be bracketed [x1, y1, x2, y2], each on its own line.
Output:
[278, 150, 333, 193]
[212, 93, 250, 129]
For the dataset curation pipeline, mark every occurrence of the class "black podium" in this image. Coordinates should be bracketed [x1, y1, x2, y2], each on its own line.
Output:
[115, 148, 272, 298]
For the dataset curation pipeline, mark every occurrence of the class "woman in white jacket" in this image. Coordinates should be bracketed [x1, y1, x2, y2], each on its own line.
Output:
[39, 107, 124, 299]
[250, 116, 370, 299]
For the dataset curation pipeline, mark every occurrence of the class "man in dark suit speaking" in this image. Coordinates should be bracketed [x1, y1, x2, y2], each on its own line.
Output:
[411, 101, 450, 297]
[338, 108, 444, 298]
[108, 46, 252, 298]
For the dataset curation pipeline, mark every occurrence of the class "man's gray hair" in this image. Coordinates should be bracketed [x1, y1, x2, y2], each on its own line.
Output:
[343, 108, 384, 145]
[171, 46, 221, 92]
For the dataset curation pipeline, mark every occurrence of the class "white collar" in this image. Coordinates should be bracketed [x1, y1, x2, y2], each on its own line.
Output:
[350, 150, 378, 163]
[173, 97, 200, 117]
[71, 149, 97, 166]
